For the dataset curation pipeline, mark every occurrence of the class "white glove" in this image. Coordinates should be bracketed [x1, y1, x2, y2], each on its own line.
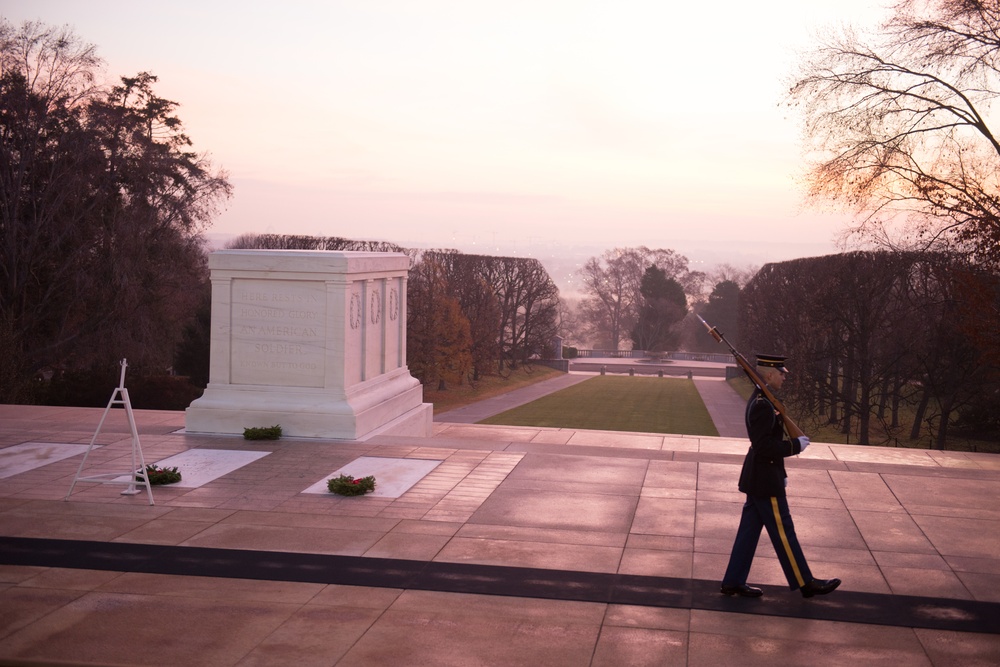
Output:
[797, 436, 810, 452]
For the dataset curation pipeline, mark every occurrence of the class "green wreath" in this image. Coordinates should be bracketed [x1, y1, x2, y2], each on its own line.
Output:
[327, 474, 376, 496]
[139, 465, 182, 485]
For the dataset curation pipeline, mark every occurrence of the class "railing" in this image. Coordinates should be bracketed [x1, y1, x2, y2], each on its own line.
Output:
[665, 351, 735, 364]
[573, 350, 734, 364]
[575, 349, 642, 359]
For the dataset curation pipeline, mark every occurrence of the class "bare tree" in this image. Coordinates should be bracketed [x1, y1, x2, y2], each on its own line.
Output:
[406, 255, 473, 389]
[742, 251, 999, 447]
[412, 251, 558, 379]
[577, 246, 699, 350]
[903, 256, 996, 447]
[578, 249, 644, 350]
[481, 256, 559, 371]
[707, 263, 759, 289]
[788, 0, 1000, 267]
[0, 20, 102, 109]
[423, 250, 502, 381]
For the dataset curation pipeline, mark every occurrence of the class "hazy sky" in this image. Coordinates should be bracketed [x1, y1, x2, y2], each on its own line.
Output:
[9, 1, 891, 268]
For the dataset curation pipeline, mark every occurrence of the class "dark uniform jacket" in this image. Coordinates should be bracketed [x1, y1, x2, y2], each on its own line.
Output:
[738, 388, 803, 497]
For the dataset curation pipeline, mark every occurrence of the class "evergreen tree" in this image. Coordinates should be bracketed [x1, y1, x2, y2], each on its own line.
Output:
[630, 266, 687, 352]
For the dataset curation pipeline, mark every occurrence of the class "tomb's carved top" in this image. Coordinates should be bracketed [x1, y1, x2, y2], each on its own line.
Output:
[209, 250, 408, 275]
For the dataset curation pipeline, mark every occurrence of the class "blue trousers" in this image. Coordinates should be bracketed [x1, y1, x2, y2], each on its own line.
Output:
[722, 494, 813, 590]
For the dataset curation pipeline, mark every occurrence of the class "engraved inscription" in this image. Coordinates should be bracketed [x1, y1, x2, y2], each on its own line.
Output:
[231, 279, 326, 387]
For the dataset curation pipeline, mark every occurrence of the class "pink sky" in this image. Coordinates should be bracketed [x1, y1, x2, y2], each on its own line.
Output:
[10, 0, 890, 269]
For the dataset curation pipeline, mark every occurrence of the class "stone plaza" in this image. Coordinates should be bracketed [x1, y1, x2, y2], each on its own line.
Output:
[0, 375, 998, 665]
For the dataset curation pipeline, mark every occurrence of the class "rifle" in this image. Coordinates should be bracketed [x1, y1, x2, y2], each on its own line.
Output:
[696, 315, 806, 440]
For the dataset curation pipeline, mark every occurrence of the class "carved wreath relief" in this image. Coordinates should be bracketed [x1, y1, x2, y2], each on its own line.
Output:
[349, 291, 362, 330]
[388, 287, 399, 321]
[370, 290, 381, 325]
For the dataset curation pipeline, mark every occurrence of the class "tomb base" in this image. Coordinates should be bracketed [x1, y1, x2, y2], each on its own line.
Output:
[186, 368, 432, 440]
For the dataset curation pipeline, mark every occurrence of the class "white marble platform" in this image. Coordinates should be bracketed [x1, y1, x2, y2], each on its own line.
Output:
[0, 443, 97, 479]
[301, 456, 442, 498]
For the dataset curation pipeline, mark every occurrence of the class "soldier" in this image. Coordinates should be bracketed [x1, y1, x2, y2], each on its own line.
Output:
[720, 353, 841, 599]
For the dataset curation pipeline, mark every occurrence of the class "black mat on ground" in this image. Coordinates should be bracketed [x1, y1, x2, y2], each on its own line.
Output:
[2, 536, 997, 634]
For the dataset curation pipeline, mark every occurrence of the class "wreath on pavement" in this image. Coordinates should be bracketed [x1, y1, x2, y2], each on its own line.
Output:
[139, 465, 182, 485]
[327, 474, 376, 496]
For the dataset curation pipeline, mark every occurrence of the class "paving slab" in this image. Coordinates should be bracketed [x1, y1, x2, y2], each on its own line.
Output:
[139, 448, 272, 487]
[0, 443, 98, 479]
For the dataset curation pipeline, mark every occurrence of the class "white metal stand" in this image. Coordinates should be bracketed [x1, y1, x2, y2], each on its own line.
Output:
[66, 359, 154, 505]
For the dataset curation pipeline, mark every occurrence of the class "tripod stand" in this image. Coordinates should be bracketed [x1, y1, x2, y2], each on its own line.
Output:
[65, 359, 154, 505]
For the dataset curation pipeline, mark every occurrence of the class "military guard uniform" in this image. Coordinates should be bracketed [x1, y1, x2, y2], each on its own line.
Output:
[720, 354, 840, 599]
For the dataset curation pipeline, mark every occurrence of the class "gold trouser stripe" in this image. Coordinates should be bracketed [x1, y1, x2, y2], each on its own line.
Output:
[771, 496, 806, 587]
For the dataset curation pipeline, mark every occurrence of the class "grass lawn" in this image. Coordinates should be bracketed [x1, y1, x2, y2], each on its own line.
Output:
[424, 365, 565, 414]
[728, 376, 755, 401]
[479, 375, 719, 436]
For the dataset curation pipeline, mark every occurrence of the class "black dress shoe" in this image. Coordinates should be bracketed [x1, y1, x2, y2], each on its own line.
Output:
[720, 583, 763, 598]
[801, 578, 841, 598]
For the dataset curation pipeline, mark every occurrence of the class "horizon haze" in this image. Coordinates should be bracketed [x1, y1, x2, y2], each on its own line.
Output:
[10, 1, 892, 272]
